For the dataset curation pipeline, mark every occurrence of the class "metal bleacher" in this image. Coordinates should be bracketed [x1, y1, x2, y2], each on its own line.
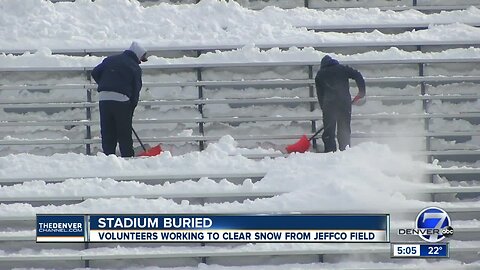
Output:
[1, 56, 480, 157]
[135, 0, 480, 13]
[4, 39, 480, 56]
[303, 22, 480, 32]
[251, 1, 480, 12]
[1, 1, 480, 269]
[0, 173, 479, 204]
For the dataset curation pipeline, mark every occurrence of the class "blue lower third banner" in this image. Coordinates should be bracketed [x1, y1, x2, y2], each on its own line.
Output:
[37, 214, 389, 243]
[36, 215, 86, 242]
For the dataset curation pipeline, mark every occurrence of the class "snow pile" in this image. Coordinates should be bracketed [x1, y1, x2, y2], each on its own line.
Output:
[0, 137, 435, 216]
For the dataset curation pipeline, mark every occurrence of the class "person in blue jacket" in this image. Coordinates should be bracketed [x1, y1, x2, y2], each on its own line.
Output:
[92, 41, 148, 157]
[315, 55, 366, 153]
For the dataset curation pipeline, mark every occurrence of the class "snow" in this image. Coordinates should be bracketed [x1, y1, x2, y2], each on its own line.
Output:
[0, 0, 479, 269]
[1, 46, 479, 154]
[1, 0, 480, 51]
[0, 138, 474, 223]
[7, 261, 480, 270]
[4, 47, 480, 69]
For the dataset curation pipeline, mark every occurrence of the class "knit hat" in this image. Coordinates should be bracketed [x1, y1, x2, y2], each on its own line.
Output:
[128, 41, 148, 62]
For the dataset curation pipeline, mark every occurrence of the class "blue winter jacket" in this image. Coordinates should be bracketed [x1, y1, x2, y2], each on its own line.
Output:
[91, 50, 142, 109]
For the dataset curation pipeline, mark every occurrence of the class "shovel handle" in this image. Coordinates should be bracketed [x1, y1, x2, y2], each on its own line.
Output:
[132, 128, 147, 152]
[308, 99, 354, 141]
[308, 126, 324, 141]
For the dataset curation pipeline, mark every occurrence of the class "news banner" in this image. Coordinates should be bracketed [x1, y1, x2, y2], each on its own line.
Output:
[37, 214, 388, 242]
[36, 209, 452, 258]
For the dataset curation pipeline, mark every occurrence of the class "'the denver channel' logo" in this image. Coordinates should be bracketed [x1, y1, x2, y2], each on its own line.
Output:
[398, 207, 454, 243]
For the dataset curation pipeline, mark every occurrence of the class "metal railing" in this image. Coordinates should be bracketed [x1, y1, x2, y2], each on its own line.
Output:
[1, 57, 479, 156]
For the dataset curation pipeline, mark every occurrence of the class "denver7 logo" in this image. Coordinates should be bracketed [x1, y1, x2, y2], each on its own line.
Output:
[416, 207, 452, 243]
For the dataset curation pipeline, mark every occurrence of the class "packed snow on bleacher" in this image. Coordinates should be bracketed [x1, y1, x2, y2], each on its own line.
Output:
[1, 0, 480, 50]
[0, 136, 442, 215]
[0, 136, 479, 266]
[1, 46, 480, 154]
[1, 0, 479, 152]
[1, 0, 480, 268]
[0, 0, 478, 203]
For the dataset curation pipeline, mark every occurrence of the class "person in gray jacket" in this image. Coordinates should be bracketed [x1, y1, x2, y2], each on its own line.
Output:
[92, 41, 148, 157]
[315, 55, 366, 153]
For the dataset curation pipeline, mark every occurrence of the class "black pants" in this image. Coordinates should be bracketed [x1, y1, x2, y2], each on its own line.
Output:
[99, 100, 134, 157]
[321, 103, 351, 153]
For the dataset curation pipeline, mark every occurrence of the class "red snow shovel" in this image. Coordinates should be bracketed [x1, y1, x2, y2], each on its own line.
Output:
[133, 128, 162, 157]
[286, 127, 324, 154]
[287, 98, 361, 153]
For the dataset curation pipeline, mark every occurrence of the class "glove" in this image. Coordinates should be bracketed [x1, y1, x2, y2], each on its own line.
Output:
[352, 94, 366, 106]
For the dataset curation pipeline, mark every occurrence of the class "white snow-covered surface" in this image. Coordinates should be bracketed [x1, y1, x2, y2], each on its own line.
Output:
[1, 0, 480, 51]
[0, 0, 479, 269]
[0, 137, 476, 219]
[1, 1, 479, 156]
[6, 261, 480, 270]
[3, 47, 480, 69]
[1, 240, 479, 256]
[1, 47, 479, 154]
[5, 138, 479, 269]
[0, 139, 433, 215]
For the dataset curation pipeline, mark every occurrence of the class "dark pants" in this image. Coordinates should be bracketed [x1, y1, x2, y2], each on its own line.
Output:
[99, 100, 134, 157]
[321, 103, 351, 153]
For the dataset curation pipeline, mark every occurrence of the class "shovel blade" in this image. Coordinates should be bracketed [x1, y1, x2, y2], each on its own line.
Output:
[286, 135, 311, 153]
[138, 145, 162, 157]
